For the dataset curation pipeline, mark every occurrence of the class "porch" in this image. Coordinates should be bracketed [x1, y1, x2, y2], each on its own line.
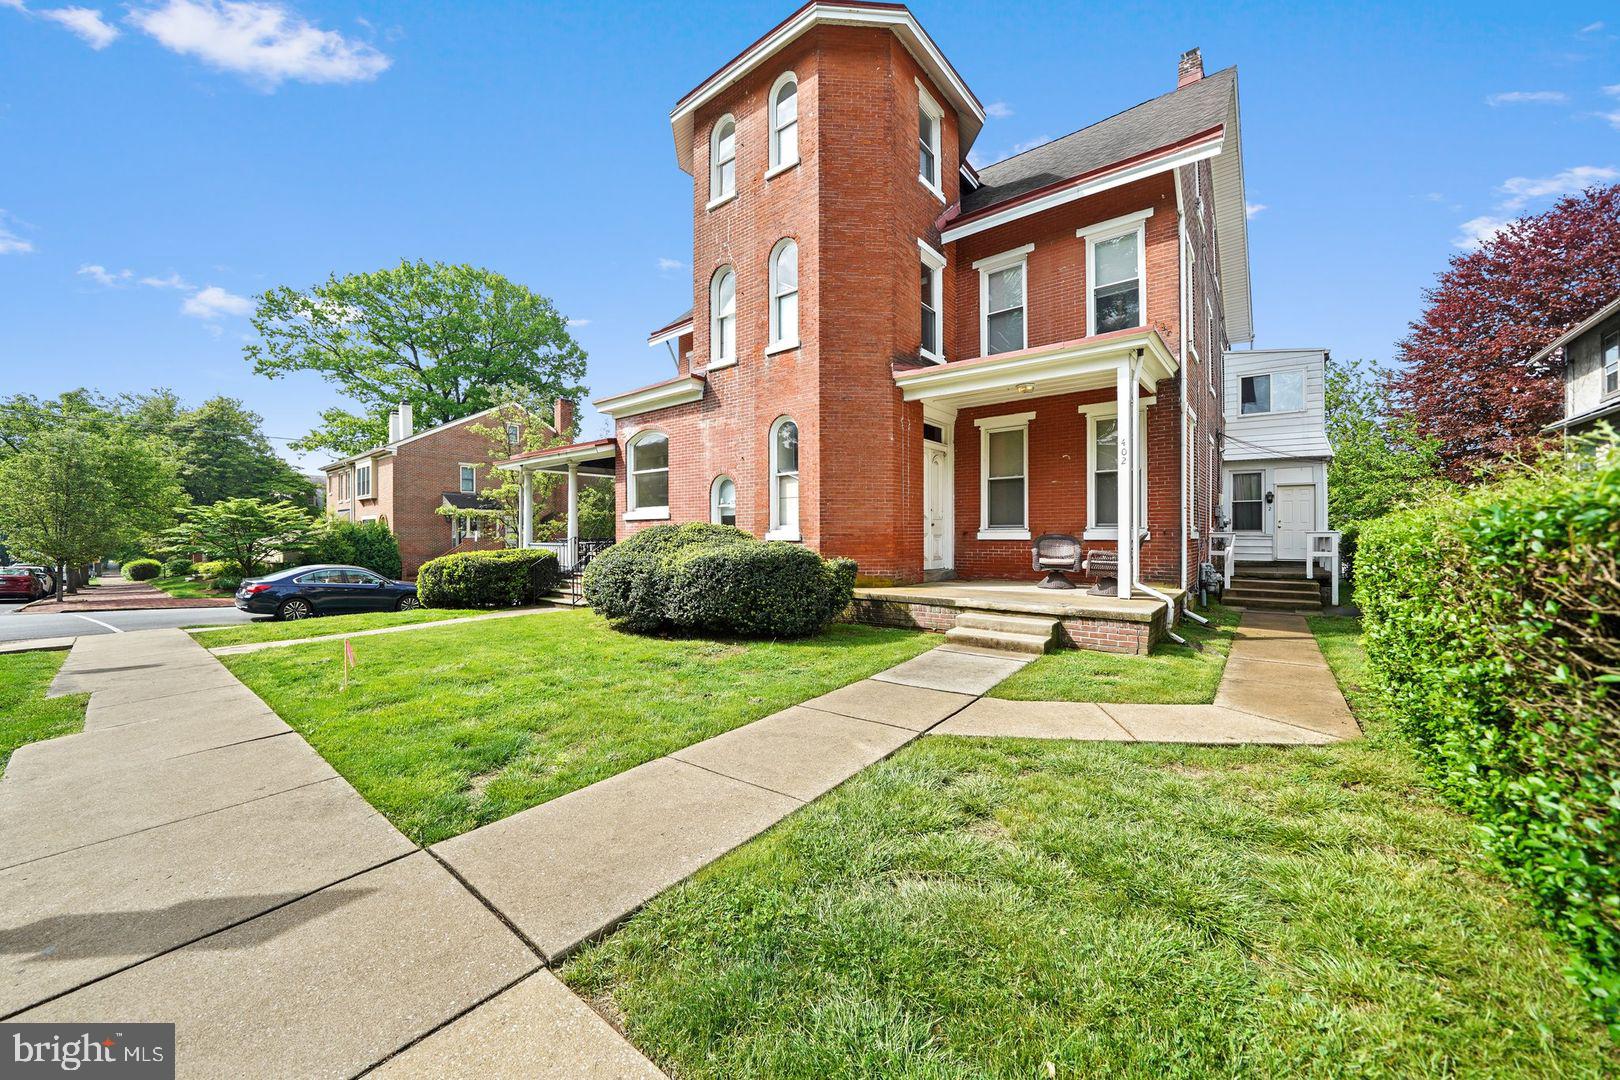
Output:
[498, 437, 617, 572]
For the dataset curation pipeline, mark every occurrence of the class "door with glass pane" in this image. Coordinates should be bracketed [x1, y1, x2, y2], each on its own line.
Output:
[923, 445, 951, 570]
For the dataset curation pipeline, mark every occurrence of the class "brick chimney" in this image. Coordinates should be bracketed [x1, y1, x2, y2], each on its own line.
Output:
[553, 398, 577, 439]
[1178, 47, 1204, 88]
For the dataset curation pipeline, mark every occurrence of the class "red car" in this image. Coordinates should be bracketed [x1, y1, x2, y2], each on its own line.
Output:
[0, 566, 44, 601]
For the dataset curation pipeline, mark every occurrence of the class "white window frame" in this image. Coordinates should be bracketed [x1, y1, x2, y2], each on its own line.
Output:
[505, 422, 521, 446]
[710, 265, 737, 368]
[625, 430, 671, 520]
[710, 474, 737, 526]
[973, 244, 1033, 357]
[918, 239, 946, 363]
[767, 71, 799, 176]
[768, 238, 800, 352]
[1078, 399, 1150, 540]
[354, 461, 372, 500]
[916, 80, 944, 201]
[1602, 327, 1619, 398]
[708, 114, 737, 209]
[1239, 367, 1308, 416]
[1079, 208, 1152, 337]
[458, 463, 477, 495]
[767, 415, 801, 541]
[1230, 469, 1266, 533]
[1206, 296, 1218, 397]
[974, 411, 1034, 541]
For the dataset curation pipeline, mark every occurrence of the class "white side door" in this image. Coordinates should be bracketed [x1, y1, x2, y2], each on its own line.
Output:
[923, 445, 951, 570]
[1274, 483, 1315, 561]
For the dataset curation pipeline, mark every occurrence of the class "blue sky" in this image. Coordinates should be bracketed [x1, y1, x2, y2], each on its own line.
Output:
[2, 0, 1615, 471]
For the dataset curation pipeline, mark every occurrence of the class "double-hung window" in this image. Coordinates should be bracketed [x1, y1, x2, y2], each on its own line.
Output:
[1603, 328, 1619, 398]
[768, 417, 800, 540]
[1240, 370, 1305, 414]
[917, 83, 943, 197]
[1079, 209, 1151, 335]
[975, 412, 1033, 540]
[1231, 471, 1264, 531]
[459, 464, 476, 494]
[769, 239, 799, 349]
[627, 432, 669, 518]
[355, 462, 372, 499]
[710, 267, 736, 367]
[1080, 400, 1149, 537]
[711, 476, 737, 526]
[974, 244, 1032, 356]
[769, 72, 799, 172]
[918, 239, 946, 362]
[710, 116, 736, 204]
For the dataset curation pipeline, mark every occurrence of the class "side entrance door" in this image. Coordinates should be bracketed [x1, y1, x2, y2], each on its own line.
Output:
[1274, 483, 1315, 561]
[923, 444, 952, 571]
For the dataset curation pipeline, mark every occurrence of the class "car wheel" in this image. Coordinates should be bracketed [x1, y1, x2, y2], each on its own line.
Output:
[279, 598, 314, 621]
[396, 596, 420, 612]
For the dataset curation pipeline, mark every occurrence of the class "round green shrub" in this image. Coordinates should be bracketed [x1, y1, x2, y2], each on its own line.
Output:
[123, 558, 161, 581]
[583, 523, 855, 638]
[305, 519, 402, 579]
[162, 556, 195, 578]
[417, 548, 560, 608]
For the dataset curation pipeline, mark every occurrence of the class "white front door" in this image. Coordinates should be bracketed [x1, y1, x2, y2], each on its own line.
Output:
[923, 445, 951, 570]
[1274, 483, 1315, 561]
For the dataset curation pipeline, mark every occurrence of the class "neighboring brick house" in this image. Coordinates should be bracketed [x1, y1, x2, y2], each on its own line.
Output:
[528, 2, 1259, 600]
[322, 402, 567, 577]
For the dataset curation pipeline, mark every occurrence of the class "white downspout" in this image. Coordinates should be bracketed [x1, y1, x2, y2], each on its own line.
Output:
[1114, 359, 1136, 600]
[1174, 169, 1190, 600]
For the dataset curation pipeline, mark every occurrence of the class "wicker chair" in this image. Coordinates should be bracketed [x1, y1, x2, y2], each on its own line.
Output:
[1030, 533, 1082, 590]
[1082, 546, 1120, 596]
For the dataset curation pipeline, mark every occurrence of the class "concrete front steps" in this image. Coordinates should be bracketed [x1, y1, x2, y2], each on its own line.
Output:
[1225, 576, 1323, 612]
[943, 611, 1060, 655]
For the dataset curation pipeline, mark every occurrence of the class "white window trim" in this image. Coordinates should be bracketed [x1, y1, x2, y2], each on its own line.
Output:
[1604, 328, 1620, 398]
[458, 463, 478, 495]
[918, 238, 947, 363]
[767, 70, 799, 173]
[766, 415, 801, 541]
[708, 114, 737, 207]
[354, 461, 373, 500]
[626, 430, 670, 517]
[1078, 399, 1151, 540]
[974, 411, 1034, 541]
[1079, 208, 1152, 337]
[1238, 366, 1310, 418]
[710, 474, 737, 526]
[974, 243, 1033, 358]
[768, 237, 800, 351]
[1229, 468, 1267, 534]
[916, 78, 945, 203]
[709, 266, 737, 369]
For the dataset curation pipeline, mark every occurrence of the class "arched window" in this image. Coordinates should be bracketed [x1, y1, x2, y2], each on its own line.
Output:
[769, 239, 798, 348]
[768, 416, 800, 539]
[769, 72, 798, 170]
[627, 431, 669, 516]
[710, 115, 736, 202]
[710, 266, 736, 367]
[711, 475, 736, 526]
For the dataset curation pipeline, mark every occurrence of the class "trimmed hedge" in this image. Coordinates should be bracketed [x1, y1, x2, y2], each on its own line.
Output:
[305, 519, 402, 580]
[417, 548, 560, 609]
[122, 558, 160, 581]
[1358, 447, 1618, 1030]
[583, 523, 856, 638]
[161, 556, 194, 578]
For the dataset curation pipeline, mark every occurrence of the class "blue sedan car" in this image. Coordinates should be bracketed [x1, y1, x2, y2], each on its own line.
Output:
[236, 564, 420, 621]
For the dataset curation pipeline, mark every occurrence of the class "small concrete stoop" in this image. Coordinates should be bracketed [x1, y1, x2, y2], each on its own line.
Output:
[944, 611, 1060, 655]
[1224, 576, 1323, 612]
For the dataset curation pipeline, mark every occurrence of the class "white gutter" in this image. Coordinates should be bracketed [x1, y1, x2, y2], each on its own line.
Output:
[1174, 168, 1190, 599]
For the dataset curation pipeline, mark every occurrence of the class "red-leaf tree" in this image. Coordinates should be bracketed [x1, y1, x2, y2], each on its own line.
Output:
[1391, 184, 1620, 481]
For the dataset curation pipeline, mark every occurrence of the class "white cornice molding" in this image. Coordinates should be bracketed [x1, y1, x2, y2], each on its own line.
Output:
[595, 375, 706, 419]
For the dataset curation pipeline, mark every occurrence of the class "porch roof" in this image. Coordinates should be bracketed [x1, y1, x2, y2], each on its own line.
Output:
[498, 437, 617, 475]
[893, 327, 1176, 408]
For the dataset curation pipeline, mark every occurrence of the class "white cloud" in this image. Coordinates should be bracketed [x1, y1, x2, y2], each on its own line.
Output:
[0, 1, 29, 10]
[656, 257, 684, 272]
[1244, 202, 1267, 220]
[1605, 84, 1620, 96]
[984, 101, 1013, 119]
[78, 263, 131, 285]
[567, 317, 590, 327]
[127, 0, 391, 88]
[1010, 135, 1052, 156]
[1580, 21, 1604, 34]
[139, 271, 190, 289]
[1498, 165, 1618, 209]
[0, 211, 33, 255]
[180, 284, 252, 319]
[1454, 216, 1511, 249]
[1485, 90, 1568, 106]
[40, 6, 120, 48]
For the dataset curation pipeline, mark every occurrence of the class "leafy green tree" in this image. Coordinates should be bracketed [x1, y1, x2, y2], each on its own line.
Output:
[164, 498, 315, 578]
[0, 427, 182, 599]
[247, 260, 588, 455]
[123, 391, 312, 505]
[1325, 357, 1448, 549]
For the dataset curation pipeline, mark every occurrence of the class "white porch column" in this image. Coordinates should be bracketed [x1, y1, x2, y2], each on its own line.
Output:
[519, 468, 533, 548]
[1115, 359, 1136, 599]
[566, 461, 579, 567]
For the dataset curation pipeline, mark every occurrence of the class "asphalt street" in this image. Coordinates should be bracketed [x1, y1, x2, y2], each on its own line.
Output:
[0, 602, 258, 643]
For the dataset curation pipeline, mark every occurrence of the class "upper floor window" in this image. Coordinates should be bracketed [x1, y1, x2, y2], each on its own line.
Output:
[917, 84, 943, 195]
[768, 417, 800, 540]
[1240, 371, 1305, 415]
[1603, 328, 1619, 397]
[974, 245, 1032, 356]
[627, 431, 669, 516]
[710, 267, 736, 367]
[459, 464, 476, 494]
[769, 72, 799, 172]
[355, 462, 372, 499]
[710, 116, 736, 203]
[1080, 209, 1151, 336]
[919, 240, 946, 363]
[505, 422, 521, 446]
[769, 239, 799, 348]
[711, 475, 737, 526]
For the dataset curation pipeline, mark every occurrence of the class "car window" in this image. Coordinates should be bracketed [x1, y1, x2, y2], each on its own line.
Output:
[295, 570, 336, 584]
[347, 570, 385, 585]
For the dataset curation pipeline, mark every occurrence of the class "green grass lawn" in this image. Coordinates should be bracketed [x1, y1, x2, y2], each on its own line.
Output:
[990, 602, 1240, 703]
[150, 575, 234, 600]
[0, 652, 88, 777]
[190, 606, 491, 648]
[219, 611, 937, 845]
[560, 613, 1617, 1078]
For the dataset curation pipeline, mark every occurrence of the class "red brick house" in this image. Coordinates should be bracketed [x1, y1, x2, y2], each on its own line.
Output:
[505, 2, 1253, 649]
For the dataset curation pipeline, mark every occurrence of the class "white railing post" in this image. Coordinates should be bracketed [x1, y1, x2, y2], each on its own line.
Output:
[519, 467, 533, 548]
[1307, 531, 1341, 606]
[1210, 531, 1234, 590]
[1114, 360, 1136, 600]
[566, 462, 579, 571]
